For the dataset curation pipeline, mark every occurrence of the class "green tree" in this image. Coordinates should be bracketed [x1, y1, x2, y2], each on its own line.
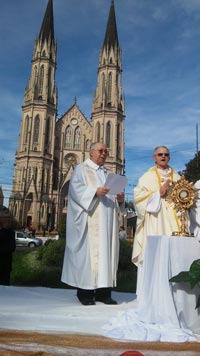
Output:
[183, 152, 200, 183]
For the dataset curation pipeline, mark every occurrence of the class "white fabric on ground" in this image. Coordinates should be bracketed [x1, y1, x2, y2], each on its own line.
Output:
[104, 308, 197, 342]
[0, 286, 199, 343]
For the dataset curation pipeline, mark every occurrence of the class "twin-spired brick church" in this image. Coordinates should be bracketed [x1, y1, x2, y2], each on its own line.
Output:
[9, 0, 125, 233]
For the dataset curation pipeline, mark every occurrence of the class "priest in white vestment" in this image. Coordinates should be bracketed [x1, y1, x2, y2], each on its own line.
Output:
[61, 142, 123, 305]
[132, 146, 185, 296]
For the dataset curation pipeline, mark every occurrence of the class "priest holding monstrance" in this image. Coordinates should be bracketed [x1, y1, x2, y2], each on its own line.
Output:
[132, 146, 192, 296]
[104, 146, 199, 342]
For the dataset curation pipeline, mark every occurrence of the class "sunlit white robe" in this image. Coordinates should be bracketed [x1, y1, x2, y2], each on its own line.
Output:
[61, 158, 120, 289]
[132, 166, 181, 267]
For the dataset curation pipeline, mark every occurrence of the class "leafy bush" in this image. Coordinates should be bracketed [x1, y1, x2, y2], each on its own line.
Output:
[11, 237, 137, 292]
[11, 249, 44, 286]
[39, 239, 65, 268]
[170, 258, 200, 309]
[11, 239, 66, 288]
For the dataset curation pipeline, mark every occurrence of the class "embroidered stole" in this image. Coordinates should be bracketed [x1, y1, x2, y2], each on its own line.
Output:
[83, 163, 101, 279]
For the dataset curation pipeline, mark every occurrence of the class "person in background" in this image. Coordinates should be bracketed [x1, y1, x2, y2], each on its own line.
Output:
[24, 226, 31, 236]
[132, 146, 186, 296]
[190, 180, 200, 237]
[0, 207, 16, 285]
[61, 142, 124, 305]
[119, 225, 127, 240]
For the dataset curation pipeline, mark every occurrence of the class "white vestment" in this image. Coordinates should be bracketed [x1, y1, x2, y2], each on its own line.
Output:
[132, 166, 181, 267]
[61, 158, 120, 289]
[132, 166, 183, 297]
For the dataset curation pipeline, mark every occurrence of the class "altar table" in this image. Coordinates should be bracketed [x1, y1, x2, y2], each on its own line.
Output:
[137, 235, 200, 334]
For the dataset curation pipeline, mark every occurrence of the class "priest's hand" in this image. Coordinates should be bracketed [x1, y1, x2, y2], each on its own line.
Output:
[117, 192, 124, 203]
[96, 187, 110, 196]
[160, 179, 171, 198]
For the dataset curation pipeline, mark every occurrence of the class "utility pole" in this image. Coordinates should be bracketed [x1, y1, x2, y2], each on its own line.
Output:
[196, 123, 199, 168]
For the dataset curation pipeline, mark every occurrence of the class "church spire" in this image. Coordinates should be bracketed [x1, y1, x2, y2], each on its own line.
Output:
[103, 0, 118, 49]
[10, 0, 57, 230]
[91, 0, 125, 175]
[39, 0, 54, 44]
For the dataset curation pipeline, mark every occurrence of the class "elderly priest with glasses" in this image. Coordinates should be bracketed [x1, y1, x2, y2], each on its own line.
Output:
[132, 145, 187, 297]
[61, 142, 125, 306]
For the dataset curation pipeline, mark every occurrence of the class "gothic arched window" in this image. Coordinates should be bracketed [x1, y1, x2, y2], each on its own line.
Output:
[86, 139, 90, 150]
[34, 66, 37, 84]
[46, 169, 49, 193]
[45, 117, 50, 148]
[28, 167, 32, 183]
[116, 123, 121, 158]
[108, 72, 112, 103]
[48, 68, 52, 99]
[106, 121, 111, 148]
[102, 73, 105, 100]
[33, 115, 40, 143]
[34, 167, 38, 184]
[24, 115, 29, 144]
[38, 65, 44, 95]
[96, 122, 100, 142]
[74, 126, 81, 149]
[65, 125, 72, 148]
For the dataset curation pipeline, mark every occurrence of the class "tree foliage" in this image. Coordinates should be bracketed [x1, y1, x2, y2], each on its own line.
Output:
[182, 152, 200, 183]
[11, 239, 136, 292]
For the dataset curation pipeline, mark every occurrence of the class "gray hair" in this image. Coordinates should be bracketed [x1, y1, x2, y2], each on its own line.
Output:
[90, 142, 97, 150]
[90, 142, 106, 150]
[153, 146, 170, 155]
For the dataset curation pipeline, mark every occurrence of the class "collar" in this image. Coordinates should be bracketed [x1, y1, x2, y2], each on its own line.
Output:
[85, 158, 99, 171]
[98, 165, 107, 174]
[85, 158, 107, 173]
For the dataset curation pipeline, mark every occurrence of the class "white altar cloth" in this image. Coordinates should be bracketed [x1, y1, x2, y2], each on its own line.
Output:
[104, 235, 200, 342]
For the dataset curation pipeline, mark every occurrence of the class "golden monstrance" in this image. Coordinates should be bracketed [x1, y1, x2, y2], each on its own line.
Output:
[167, 176, 196, 236]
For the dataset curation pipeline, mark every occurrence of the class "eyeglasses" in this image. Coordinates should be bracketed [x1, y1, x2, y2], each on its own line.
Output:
[156, 153, 170, 157]
[93, 149, 108, 155]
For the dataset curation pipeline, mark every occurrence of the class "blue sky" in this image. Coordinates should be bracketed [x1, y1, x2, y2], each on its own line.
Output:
[1, 0, 200, 205]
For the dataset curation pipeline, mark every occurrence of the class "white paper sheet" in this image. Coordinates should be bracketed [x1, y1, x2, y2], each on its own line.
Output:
[104, 173, 127, 195]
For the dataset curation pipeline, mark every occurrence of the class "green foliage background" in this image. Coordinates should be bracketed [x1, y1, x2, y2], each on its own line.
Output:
[11, 239, 66, 288]
[11, 238, 136, 293]
[182, 151, 200, 183]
